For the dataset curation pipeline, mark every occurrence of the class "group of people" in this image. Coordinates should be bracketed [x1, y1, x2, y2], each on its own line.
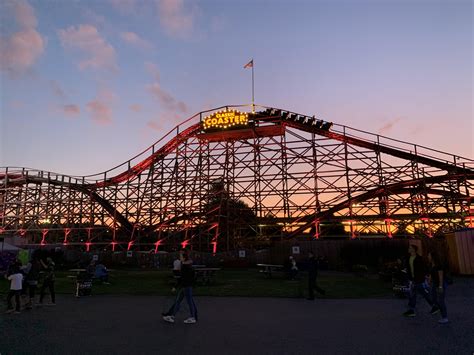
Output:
[85, 260, 110, 284]
[5, 256, 56, 314]
[403, 244, 449, 324]
[285, 252, 326, 300]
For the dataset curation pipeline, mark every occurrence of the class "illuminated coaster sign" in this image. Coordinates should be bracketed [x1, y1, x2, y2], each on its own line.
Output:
[202, 109, 249, 131]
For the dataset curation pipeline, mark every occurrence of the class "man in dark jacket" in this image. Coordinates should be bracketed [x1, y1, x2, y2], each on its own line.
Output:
[307, 251, 326, 300]
[403, 244, 438, 317]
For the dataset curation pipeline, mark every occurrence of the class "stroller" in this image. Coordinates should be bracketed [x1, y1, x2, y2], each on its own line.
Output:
[75, 271, 93, 297]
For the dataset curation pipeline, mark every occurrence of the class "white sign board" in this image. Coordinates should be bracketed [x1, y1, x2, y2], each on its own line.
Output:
[92, 254, 99, 261]
[126, 251, 133, 258]
[292, 246, 300, 255]
[239, 250, 246, 258]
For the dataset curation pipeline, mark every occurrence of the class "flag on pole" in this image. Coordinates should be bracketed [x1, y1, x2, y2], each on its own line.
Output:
[244, 59, 253, 69]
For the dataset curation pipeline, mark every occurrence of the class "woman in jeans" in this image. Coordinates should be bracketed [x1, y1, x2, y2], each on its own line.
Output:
[427, 251, 449, 324]
[162, 252, 198, 324]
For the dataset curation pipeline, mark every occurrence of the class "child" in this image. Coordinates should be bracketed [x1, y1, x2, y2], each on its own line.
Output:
[6, 265, 23, 313]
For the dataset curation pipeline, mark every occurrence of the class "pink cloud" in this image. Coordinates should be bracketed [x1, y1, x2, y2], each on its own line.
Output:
[378, 117, 403, 135]
[87, 101, 112, 124]
[86, 88, 116, 125]
[109, 0, 138, 14]
[0, 1, 45, 76]
[58, 25, 117, 71]
[10, 100, 25, 109]
[50, 80, 66, 99]
[62, 104, 81, 116]
[144, 61, 160, 82]
[120, 31, 152, 49]
[147, 121, 162, 131]
[130, 104, 142, 112]
[147, 82, 187, 113]
[14, 1, 37, 28]
[156, 0, 196, 38]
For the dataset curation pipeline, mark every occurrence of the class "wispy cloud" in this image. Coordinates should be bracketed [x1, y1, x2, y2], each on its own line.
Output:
[50, 80, 66, 99]
[108, 0, 138, 15]
[155, 0, 197, 38]
[0, 1, 46, 76]
[145, 61, 187, 113]
[147, 82, 187, 113]
[10, 100, 25, 109]
[87, 88, 116, 125]
[58, 24, 117, 71]
[130, 104, 142, 112]
[62, 104, 81, 117]
[378, 117, 402, 135]
[146, 120, 162, 131]
[144, 61, 160, 82]
[120, 31, 152, 49]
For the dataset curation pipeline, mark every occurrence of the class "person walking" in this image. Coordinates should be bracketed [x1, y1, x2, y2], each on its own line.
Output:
[39, 257, 56, 305]
[289, 256, 298, 280]
[403, 245, 438, 317]
[6, 264, 23, 313]
[307, 251, 325, 300]
[162, 252, 198, 324]
[427, 251, 449, 324]
[23, 258, 41, 309]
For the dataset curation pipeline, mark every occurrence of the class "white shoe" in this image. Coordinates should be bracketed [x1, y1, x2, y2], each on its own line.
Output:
[162, 315, 175, 323]
[438, 318, 449, 324]
[184, 317, 196, 324]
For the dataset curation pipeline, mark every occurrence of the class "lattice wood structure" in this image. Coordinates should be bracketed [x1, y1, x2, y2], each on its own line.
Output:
[1, 105, 473, 251]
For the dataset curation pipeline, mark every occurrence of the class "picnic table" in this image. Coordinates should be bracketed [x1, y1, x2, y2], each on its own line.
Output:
[69, 269, 86, 273]
[257, 264, 285, 278]
[194, 267, 221, 285]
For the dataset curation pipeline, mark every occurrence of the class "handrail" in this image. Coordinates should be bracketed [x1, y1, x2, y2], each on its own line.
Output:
[1, 104, 472, 185]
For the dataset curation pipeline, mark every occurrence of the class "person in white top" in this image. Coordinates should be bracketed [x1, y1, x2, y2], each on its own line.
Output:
[173, 257, 182, 274]
[171, 251, 183, 292]
[6, 265, 23, 313]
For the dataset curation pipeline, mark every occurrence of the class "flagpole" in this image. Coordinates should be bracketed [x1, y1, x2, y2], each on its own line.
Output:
[251, 60, 255, 113]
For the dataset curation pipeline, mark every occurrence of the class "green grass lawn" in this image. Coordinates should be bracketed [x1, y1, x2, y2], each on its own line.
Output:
[0, 269, 393, 299]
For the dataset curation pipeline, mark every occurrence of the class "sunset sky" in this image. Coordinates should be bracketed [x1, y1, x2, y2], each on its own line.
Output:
[1, 0, 472, 175]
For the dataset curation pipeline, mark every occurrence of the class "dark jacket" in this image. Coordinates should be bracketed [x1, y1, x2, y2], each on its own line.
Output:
[406, 254, 427, 283]
[429, 257, 448, 287]
[308, 256, 319, 278]
[179, 264, 195, 287]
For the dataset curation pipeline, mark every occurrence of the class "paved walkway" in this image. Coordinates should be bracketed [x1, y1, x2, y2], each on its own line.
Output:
[1, 278, 473, 355]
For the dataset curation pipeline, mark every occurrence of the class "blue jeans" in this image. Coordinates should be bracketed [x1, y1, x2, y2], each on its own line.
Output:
[431, 283, 448, 318]
[168, 287, 198, 319]
[408, 282, 433, 311]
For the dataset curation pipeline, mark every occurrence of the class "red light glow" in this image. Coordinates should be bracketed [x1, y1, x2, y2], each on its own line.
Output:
[384, 219, 393, 238]
[63, 228, 71, 245]
[211, 241, 217, 254]
[41, 229, 48, 245]
[154, 240, 162, 253]
[85, 242, 91, 251]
